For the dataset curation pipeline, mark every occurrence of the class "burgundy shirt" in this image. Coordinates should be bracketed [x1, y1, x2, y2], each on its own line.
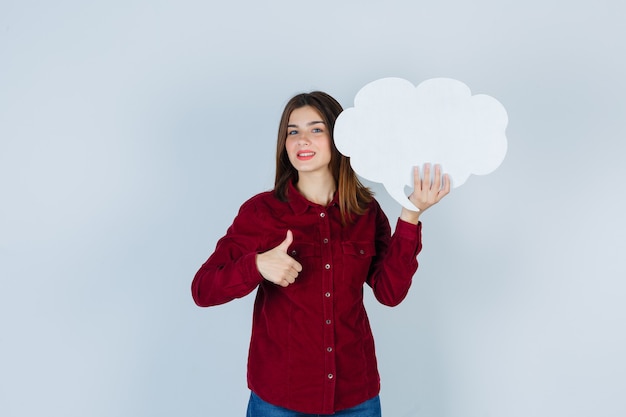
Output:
[192, 183, 422, 414]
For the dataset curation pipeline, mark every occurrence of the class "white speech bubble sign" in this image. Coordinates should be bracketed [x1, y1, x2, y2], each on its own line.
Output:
[334, 77, 508, 210]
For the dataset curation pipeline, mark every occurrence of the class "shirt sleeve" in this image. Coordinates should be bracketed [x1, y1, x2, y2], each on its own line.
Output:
[191, 198, 266, 307]
[366, 205, 423, 307]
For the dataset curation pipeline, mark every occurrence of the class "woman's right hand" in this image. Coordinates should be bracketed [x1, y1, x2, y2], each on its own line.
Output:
[255, 230, 303, 287]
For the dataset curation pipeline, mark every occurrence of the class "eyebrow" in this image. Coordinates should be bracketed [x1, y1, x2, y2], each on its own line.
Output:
[287, 121, 325, 128]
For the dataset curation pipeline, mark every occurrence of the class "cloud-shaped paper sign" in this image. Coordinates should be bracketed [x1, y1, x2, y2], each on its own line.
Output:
[334, 77, 508, 210]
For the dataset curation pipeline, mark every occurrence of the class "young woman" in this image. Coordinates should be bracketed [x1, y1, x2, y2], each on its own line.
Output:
[192, 91, 450, 416]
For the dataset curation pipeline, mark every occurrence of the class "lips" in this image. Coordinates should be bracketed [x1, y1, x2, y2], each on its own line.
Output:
[296, 151, 315, 161]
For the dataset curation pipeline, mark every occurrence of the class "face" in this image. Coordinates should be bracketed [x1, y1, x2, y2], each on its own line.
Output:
[285, 105, 332, 176]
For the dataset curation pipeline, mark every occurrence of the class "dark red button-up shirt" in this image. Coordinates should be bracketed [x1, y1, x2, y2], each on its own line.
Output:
[192, 183, 422, 414]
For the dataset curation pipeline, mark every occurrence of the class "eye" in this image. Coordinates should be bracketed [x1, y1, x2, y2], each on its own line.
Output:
[312, 128, 323, 133]
[288, 129, 298, 135]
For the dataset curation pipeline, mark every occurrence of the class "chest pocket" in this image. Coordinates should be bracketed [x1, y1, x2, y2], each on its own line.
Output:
[341, 241, 376, 285]
[288, 242, 319, 260]
[341, 241, 376, 257]
[284, 242, 319, 291]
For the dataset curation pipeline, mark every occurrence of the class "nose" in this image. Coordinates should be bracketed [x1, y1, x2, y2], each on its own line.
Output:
[297, 132, 310, 145]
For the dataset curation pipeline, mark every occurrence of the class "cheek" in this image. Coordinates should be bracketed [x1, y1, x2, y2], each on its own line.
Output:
[321, 137, 333, 155]
[284, 141, 297, 162]
[284, 139, 294, 153]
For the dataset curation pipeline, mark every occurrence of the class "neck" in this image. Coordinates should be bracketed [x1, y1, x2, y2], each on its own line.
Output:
[296, 172, 336, 206]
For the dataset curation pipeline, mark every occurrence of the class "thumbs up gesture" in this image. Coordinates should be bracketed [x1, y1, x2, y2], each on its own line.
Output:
[256, 230, 303, 287]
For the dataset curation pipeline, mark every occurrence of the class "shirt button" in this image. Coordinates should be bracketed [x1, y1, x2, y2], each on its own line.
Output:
[325, 264, 331, 270]
[323, 238, 329, 244]
[359, 249, 365, 255]
[325, 292, 331, 298]
[326, 319, 331, 324]
[327, 347, 333, 352]
[328, 373, 334, 379]
[291, 250, 297, 256]
[320, 212, 326, 218]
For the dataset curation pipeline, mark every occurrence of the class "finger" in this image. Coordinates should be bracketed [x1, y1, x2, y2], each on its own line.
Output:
[413, 166, 422, 191]
[437, 174, 451, 200]
[433, 164, 442, 190]
[283, 260, 302, 284]
[423, 163, 432, 189]
[443, 173, 451, 193]
[285, 264, 300, 279]
[278, 252, 302, 273]
[284, 267, 300, 284]
[270, 268, 296, 286]
[276, 230, 294, 253]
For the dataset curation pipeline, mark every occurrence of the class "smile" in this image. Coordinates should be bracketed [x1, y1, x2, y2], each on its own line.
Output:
[297, 151, 316, 160]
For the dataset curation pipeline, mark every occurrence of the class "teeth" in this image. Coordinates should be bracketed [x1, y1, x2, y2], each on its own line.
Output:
[299, 152, 315, 157]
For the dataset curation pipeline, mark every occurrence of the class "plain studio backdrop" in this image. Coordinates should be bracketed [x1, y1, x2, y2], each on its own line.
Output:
[1, 1, 625, 416]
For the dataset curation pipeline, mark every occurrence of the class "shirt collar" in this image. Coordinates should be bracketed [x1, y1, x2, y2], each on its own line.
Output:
[286, 181, 338, 215]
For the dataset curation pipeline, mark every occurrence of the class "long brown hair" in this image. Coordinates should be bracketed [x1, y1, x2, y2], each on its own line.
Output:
[274, 91, 373, 224]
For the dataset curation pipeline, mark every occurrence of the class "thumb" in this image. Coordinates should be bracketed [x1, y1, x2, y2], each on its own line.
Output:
[276, 230, 293, 253]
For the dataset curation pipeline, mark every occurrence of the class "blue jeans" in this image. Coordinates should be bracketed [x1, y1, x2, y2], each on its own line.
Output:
[246, 391, 382, 416]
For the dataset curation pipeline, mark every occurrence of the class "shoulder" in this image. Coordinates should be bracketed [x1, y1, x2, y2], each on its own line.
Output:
[237, 190, 288, 217]
[367, 196, 383, 210]
[239, 190, 275, 209]
[364, 196, 385, 217]
[364, 196, 390, 226]
[226, 191, 278, 234]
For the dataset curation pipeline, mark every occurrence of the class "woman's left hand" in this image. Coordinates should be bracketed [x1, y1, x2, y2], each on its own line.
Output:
[401, 163, 451, 224]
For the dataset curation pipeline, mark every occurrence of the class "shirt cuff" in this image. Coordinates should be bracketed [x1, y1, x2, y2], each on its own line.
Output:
[395, 218, 422, 240]
[243, 252, 265, 286]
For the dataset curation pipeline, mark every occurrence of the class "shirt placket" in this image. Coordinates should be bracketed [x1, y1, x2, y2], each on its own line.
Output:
[318, 208, 336, 412]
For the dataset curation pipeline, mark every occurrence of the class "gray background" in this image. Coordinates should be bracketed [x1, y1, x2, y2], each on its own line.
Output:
[1, 1, 625, 416]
